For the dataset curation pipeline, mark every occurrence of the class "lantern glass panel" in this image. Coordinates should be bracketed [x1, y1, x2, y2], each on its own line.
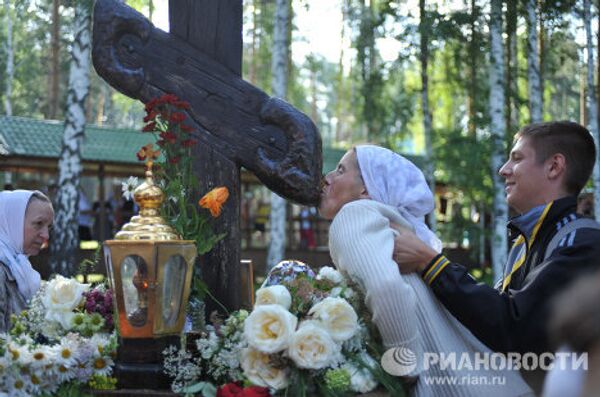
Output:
[121, 255, 149, 327]
[162, 254, 187, 327]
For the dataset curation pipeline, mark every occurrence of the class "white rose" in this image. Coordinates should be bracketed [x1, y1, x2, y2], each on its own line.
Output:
[255, 285, 292, 310]
[308, 297, 358, 342]
[288, 321, 340, 369]
[317, 266, 344, 284]
[43, 275, 90, 329]
[240, 347, 289, 390]
[244, 304, 298, 353]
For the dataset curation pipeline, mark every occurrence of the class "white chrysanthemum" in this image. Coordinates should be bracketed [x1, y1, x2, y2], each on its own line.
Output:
[244, 304, 298, 354]
[52, 339, 78, 368]
[317, 266, 344, 284]
[91, 355, 114, 377]
[5, 374, 32, 396]
[240, 347, 289, 390]
[255, 285, 292, 310]
[52, 361, 77, 383]
[121, 176, 139, 201]
[89, 334, 110, 357]
[288, 321, 340, 370]
[7, 342, 32, 366]
[29, 345, 54, 368]
[308, 297, 358, 342]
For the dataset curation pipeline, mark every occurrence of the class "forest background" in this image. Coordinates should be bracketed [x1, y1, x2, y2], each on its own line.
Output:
[1, 0, 599, 280]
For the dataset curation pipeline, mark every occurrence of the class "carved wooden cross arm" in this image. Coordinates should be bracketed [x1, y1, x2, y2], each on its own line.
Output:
[92, 0, 323, 205]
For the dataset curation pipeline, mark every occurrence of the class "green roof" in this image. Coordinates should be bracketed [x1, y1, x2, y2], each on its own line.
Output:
[0, 116, 150, 164]
[0, 116, 423, 173]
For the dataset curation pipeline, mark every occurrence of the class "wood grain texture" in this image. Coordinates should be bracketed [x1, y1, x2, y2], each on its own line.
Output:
[92, 0, 322, 312]
[168, 0, 242, 76]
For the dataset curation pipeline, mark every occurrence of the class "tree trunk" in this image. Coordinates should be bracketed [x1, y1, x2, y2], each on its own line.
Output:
[266, 0, 291, 271]
[581, 61, 587, 127]
[335, 2, 347, 142]
[47, 0, 61, 119]
[420, 0, 436, 232]
[526, 0, 542, 122]
[584, 0, 600, 221]
[538, 0, 545, 113]
[505, 0, 519, 132]
[49, 0, 92, 276]
[3, 0, 13, 116]
[467, 0, 477, 136]
[489, 0, 508, 280]
[249, 0, 258, 85]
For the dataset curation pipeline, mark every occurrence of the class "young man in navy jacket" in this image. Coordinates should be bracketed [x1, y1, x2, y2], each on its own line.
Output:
[393, 121, 600, 358]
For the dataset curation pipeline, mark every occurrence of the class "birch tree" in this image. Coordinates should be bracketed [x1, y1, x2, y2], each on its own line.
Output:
[506, 0, 520, 132]
[489, 0, 508, 279]
[50, 0, 92, 275]
[266, 0, 291, 271]
[527, 0, 543, 122]
[583, 0, 600, 220]
[47, 0, 61, 119]
[420, 0, 436, 232]
[4, 0, 13, 116]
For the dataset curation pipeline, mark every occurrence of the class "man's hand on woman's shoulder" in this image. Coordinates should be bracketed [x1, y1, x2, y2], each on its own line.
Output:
[391, 227, 438, 274]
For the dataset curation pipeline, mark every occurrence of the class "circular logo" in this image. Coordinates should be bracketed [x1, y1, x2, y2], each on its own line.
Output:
[381, 346, 417, 376]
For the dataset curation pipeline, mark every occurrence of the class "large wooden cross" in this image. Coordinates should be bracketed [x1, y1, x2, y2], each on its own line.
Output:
[92, 0, 322, 313]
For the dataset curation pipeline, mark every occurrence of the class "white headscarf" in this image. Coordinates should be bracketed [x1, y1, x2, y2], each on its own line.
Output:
[0, 190, 42, 301]
[355, 145, 442, 252]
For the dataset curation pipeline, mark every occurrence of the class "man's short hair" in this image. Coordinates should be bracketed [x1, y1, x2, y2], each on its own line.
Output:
[515, 121, 596, 195]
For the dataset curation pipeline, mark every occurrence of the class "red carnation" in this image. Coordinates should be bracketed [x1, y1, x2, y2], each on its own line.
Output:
[143, 110, 158, 123]
[216, 382, 270, 397]
[142, 121, 156, 132]
[159, 131, 177, 144]
[217, 383, 243, 397]
[160, 94, 178, 105]
[144, 97, 159, 112]
[170, 112, 186, 123]
[176, 100, 190, 110]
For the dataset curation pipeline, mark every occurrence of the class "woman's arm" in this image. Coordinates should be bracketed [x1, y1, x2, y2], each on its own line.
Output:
[329, 201, 421, 353]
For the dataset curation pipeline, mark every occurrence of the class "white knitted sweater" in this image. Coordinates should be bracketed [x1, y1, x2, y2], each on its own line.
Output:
[329, 200, 533, 397]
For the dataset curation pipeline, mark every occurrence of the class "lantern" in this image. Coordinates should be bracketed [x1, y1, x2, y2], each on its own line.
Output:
[103, 165, 197, 389]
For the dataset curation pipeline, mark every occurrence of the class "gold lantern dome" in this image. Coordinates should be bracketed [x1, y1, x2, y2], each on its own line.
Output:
[115, 165, 180, 241]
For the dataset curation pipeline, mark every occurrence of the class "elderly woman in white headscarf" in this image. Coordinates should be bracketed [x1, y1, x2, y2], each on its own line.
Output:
[319, 145, 532, 397]
[0, 190, 54, 332]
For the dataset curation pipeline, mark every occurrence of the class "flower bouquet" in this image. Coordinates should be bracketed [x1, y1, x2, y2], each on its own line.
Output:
[163, 260, 406, 396]
[0, 276, 117, 396]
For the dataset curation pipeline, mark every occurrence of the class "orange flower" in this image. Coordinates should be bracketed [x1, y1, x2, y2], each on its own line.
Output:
[199, 187, 229, 217]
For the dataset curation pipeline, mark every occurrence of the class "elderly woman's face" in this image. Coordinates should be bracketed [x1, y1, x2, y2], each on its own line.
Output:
[23, 199, 54, 256]
[318, 150, 367, 220]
